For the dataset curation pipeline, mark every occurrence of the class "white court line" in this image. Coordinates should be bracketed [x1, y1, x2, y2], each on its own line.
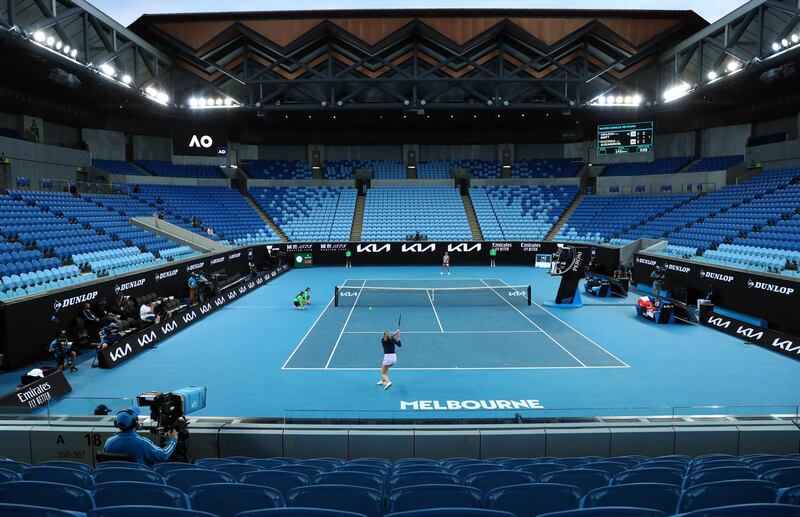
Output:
[223, 306, 290, 309]
[343, 330, 543, 334]
[281, 296, 336, 369]
[284, 365, 629, 371]
[357, 278, 501, 282]
[479, 278, 588, 368]
[427, 289, 444, 333]
[496, 278, 630, 368]
[324, 279, 367, 369]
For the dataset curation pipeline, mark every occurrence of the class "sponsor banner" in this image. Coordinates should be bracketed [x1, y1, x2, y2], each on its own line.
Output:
[701, 310, 800, 362]
[0, 245, 269, 370]
[98, 265, 288, 368]
[400, 399, 544, 411]
[269, 241, 620, 271]
[0, 370, 72, 410]
[632, 252, 800, 334]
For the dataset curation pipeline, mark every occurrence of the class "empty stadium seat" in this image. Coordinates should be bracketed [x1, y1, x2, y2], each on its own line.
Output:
[287, 484, 384, 517]
[95, 468, 165, 484]
[760, 467, 800, 488]
[463, 470, 537, 492]
[386, 510, 516, 517]
[388, 472, 460, 489]
[0, 502, 84, 516]
[683, 467, 758, 489]
[486, 483, 582, 516]
[676, 479, 779, 513]
[0, 480, 95, 512]
[93, 481, 190, 509]
[581, 483, 680, 514]
[388, 484, 482, 513]
[314, 471, 385, 492]
[164, 469, 237, 492]
[21, 466, 94, 489]
[87, 506, 216, 517]
[676, 503, 800, 516]
[540, 470, 611, 495]
[237, 509, 368, 517]
[188, 483, 285, 516]
[612, 468, 685, 486]
[536, 508, 666, 516]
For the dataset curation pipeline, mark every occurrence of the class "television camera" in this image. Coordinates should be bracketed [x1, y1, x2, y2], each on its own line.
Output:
[137, 386, 207, 462]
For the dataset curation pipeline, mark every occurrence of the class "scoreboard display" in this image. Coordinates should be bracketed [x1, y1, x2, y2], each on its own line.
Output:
[597, 122, 653, 155]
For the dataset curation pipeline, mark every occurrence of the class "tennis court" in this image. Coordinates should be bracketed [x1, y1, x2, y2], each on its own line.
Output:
[282, 278, 628, 370]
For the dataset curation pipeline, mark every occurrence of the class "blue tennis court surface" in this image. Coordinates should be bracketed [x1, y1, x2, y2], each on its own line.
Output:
[1, 265, 799, 419]
[283, 278, 628, 370]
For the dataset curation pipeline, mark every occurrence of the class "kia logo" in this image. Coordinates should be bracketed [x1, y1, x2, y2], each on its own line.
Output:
[182, 311, 197, 323]
[137, 331, 157, 347]
[189, 135, 213, 148]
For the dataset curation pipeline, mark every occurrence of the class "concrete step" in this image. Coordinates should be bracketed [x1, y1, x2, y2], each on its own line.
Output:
[461, 194, 484, 241]
[350, 195, 366, 241]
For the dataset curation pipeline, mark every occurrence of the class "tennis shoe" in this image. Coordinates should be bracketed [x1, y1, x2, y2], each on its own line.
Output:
[384, 381, 392, 390]
[377, 380, 385, 385]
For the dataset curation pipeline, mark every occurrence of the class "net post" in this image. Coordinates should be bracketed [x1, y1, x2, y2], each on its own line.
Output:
[527, 285, 532, 306]
[334, 286, 339, 307]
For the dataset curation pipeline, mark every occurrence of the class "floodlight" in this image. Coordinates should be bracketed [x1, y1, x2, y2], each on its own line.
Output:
[63, 45, 70, 55]
[70, 49, 78, 58]
[100, 63, 115, 76]
[46, 36, 55, 47]
[623, 96, 632, 104]
[782, 39, 789, 47]
[189, 97, 198, 107]
[632, 95, 643, 105]
[33, 31, 46, 43]
[772, 42, 781, 52]
[615, 95, 623, 104]
[157, 92, 169, 103]
[663, 81, 690, 102]
[707, 71, 718, 80]
[121, 74, 132, 85]
[224, 98, 233, 106]
[55, 40, 62, 50]
[215, 98, 223, 106]
[792, 34, 799, 44]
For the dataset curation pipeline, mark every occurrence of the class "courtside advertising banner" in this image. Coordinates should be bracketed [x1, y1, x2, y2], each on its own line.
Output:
[632, 252, 800, 334]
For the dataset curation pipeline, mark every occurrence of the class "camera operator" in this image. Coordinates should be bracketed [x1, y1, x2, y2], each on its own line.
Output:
[49, 330, 77, 372]
[249, 262, 258, 278]
[103, 407, 178, 467]
[140, 300, 160, 325]
[651, 266, 666, 296]
[188, 271, 210, 305]
[93, 323, 120, 368]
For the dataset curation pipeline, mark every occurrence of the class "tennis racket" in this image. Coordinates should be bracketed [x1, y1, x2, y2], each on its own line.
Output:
[395, 313, 402, 335]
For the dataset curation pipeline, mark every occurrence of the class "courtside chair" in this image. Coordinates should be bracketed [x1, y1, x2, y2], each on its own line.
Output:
[485, 483, 583, 516]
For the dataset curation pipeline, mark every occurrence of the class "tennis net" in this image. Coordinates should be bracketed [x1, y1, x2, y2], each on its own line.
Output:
[334, 284, 532, 307]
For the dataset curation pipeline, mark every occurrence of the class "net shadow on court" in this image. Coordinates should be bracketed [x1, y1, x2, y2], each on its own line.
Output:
[282, 278, 628, 370]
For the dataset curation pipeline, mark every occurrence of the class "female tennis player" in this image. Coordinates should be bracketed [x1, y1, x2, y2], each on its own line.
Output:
[441, 252, 450, 275]
[378, 329, 401, 390]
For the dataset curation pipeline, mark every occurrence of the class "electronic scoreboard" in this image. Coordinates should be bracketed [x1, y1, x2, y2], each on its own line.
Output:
[597, 122, 653, 155]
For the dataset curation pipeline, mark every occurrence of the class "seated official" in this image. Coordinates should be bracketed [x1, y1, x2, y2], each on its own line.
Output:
[249, 262, 258, 277]
[49, 330, 77, 372]
[103, 407, 177, 467]
[188, 272, 210, 304]
[140, 302, 160, 325]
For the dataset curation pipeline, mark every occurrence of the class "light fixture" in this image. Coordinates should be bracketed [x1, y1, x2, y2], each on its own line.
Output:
[55, 40, 62, 50]
[157, 92, 169, 104]
[121, 74, 132, 85]
[632, 95, 643, 105]
[663, 81, 691, 102]
[597, 96, 606, 104]
[62, 45, 70, 55]
[100, 63, 115, 76]
[46, 36, 55, 47]
[623, 96, 632, 104]
[782, 38, 790, 48]
[773, 42, 781, 52]
[224, 98, 233, 106]
[725, 60, 740, 72]
[615, 95, 623, 104]
[189, 97, 198, 107]
[70, 49, 77, 58]
[215, 98, 223, 106]
[793, 34, 799, 44]
[33, 31, 46, 43]
[707, 71, 718, 80]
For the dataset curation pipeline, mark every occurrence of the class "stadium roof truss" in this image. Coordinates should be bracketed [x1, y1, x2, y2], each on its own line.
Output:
[129, 10, 706, 112]
[0, 0, 171, 101]
[658, 0, 800, 96]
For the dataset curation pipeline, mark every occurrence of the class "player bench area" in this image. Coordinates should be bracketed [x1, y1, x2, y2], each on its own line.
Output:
[282, 278, 628, 371]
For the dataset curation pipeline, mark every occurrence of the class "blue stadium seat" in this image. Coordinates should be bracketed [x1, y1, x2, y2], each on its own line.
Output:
[0, 480, 95, 512]
[385, 510, 516, 517]
[612, 468, 685, 486]
[578, 462, 630, 477]
[94, 467, 165, 485]
[388, 484, 482, 513]
[213, 463, 265, 477]
[453, 464, 505, 478]
[0, 468, 21, 482]
[195, 458, 238, 469]
[247, 459, 294, 469]
[299, 460, 344, 472]
[188, 483, 284, 516]
[760, 467, 800, 488]
[581, 483, 680, 515]
[238, 509, 368, 517]
[486, 483, 582, 516]
[21, 466, 94, 489]
[0, 502, 81, 516]
[536, 508, 665, 516]
[683, 467, 757, 489]
[224, 456, 255, 463]
[676, 503, 800, 516]
[239, 470, 311, 499]
[95, 461, 151, 471]
[153, 463, 201, 475]
[335, 464, 388, 477]
[514, 463, 567, 479]
[275, 465, 326, 478]
[752, 460, 800, 475]
[388, 472, 460, 490]
[87, 506, 216, 517]
[540, 470, 611, 495]
[38, 460, 95, 475]
[689, 460, 746, 473]
[777, 484, 800, 505]
[287, 484, 383, 517]
[93, 481, 189, 509]
[463, 470, 537, 493]
[677, 480, 779, 513]
[314, 471, 385, 492]
[164, 469, 237, 492]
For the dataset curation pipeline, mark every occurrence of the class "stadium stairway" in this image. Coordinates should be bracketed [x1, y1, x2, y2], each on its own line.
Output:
[243, 192, 288, 242]
[462, 193, 484, 240]
[350, 195, 366, 241]
[546, 192, 584, 240]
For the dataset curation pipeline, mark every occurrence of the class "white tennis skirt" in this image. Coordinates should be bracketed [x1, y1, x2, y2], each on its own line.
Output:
[382, 353, 397, 366]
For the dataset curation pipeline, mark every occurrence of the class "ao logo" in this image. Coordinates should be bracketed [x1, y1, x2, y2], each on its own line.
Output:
[189, 134, 213, 148]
